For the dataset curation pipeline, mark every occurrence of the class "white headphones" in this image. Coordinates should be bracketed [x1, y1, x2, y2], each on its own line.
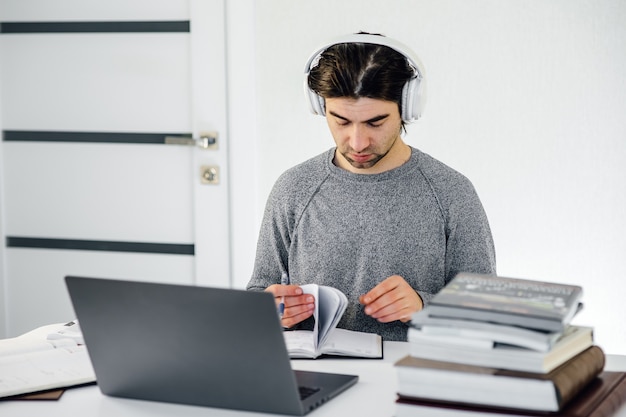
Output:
[303, 33, 427, 123]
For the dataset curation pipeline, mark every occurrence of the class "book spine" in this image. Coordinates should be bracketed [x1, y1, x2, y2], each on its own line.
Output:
[550, 346, 605, 407]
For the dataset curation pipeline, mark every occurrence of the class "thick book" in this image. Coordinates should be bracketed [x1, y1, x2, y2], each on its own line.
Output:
[0, 322, 96, 399]
[395, 345, 605, 412]
[396, 370, 626, 417]
[283, 284, 382, 358]
[427, 273, 584, 332]
[410, 307, 567, 352]
[407, 324, 594, 373]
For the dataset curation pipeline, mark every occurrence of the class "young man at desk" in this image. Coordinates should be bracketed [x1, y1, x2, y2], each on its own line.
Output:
[247, 32, 496, 341]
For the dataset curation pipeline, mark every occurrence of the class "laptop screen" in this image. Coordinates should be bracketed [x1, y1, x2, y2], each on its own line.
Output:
[65, 276, 357, 415]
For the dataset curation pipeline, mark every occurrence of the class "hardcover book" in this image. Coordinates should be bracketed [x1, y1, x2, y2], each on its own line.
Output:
[395, 345, 605, 412]
[396, 370, 626, 417]
[407, 324, 594, 373]
[427, 273, 583, 332]
[410, 307, 568, 352]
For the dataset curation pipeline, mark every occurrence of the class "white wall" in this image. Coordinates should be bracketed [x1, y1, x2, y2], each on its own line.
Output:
[225, 0, 259, 293]
[1, 0, 623, 353]
[229, 0, 626, 354]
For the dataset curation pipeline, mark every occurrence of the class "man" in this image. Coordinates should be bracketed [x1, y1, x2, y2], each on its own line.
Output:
[247, 33, 496, 341]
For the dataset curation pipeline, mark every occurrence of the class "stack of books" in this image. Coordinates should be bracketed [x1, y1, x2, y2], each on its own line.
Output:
[395, 272, 626, 416]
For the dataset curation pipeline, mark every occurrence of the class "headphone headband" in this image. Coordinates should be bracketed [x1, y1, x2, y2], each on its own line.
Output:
[303, 33, 427, 123]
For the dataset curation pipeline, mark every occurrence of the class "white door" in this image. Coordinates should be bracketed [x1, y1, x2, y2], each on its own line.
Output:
[0, 0, 231, 337]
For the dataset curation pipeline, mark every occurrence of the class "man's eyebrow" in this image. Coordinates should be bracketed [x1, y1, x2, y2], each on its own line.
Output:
[328, 111, 349, 121]
[365, 114, 390, 123]
[328, 111, 390, 124]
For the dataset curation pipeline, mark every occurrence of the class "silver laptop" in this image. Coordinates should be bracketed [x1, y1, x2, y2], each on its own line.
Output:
[65, 276, 358, 415]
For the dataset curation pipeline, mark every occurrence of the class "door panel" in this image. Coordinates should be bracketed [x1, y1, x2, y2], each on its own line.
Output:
[0, 0, 230, 336]
[0, 33, 191, 131]
[6, 249, 195, 331]
[3, 142, 193, 241]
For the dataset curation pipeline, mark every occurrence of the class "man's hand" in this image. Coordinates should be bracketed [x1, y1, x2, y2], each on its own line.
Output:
[358, 275, 423, 323]
[265, 284, 315, 328]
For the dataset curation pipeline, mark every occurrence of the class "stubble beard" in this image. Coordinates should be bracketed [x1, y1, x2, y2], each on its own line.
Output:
[340, 134, 398, 170]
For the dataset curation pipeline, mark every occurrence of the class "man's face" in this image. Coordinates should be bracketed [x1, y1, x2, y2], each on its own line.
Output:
[325, 97, 404, 174]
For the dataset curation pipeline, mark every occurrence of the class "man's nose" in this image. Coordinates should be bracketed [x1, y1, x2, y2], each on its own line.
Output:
[348, 125, 370, 152]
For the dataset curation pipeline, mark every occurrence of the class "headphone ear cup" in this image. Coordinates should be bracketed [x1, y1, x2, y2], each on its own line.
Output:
[401, 76, 425, 123]
[312, 92, 325, 115]
[304, 78, 326, 115]
[401, 81, 413, 123]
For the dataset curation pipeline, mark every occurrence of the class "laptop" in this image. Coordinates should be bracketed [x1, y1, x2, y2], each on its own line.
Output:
[65, 276, 358, 415]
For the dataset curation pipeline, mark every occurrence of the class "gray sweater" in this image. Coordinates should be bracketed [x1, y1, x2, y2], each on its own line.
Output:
[247, 147, 496, 341]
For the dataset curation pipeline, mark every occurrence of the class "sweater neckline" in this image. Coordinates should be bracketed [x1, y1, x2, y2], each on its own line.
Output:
[325, 147, 420, 182]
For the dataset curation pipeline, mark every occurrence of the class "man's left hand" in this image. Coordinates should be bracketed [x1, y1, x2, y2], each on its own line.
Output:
[358, 275, 423, 323]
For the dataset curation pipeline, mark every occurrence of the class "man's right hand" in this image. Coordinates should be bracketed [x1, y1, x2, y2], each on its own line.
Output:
[265, 284, 315, 328]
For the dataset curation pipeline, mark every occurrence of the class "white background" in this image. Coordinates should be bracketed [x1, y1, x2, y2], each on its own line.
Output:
[228, 0, 626, 354]
[1, 0, 624, 354]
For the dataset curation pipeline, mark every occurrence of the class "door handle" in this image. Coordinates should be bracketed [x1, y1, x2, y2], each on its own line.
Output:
[164, 131, 218, 149]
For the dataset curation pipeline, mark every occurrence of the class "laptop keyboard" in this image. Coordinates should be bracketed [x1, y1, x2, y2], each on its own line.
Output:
[298, 386, 320, 400]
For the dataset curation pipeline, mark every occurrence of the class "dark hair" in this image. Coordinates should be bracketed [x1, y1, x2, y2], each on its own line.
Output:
[307, 37, 414, 120]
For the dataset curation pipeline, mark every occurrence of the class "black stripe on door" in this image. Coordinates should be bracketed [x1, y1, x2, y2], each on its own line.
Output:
[6, 237, 194, 255]
[3, 131, 191, 144]
[0, 21, 190, 34]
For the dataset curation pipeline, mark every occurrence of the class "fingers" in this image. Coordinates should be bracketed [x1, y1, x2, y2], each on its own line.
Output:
[360, 275, 423, 323]
[359, 276, 398, 306]
[359, 275, 403, 307]
[280, 293, 315, 328]
[367, 301, 416, 323]
[265, 284, 303, 298]
[280, 299, 315, 328]
[265, 285, 315, 328]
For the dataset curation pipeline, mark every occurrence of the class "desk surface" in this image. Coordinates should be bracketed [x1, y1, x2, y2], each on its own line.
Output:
[2, 342, 625, 417]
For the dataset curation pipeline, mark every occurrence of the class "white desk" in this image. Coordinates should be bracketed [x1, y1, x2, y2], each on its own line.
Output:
[1, 342, 625, 417]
